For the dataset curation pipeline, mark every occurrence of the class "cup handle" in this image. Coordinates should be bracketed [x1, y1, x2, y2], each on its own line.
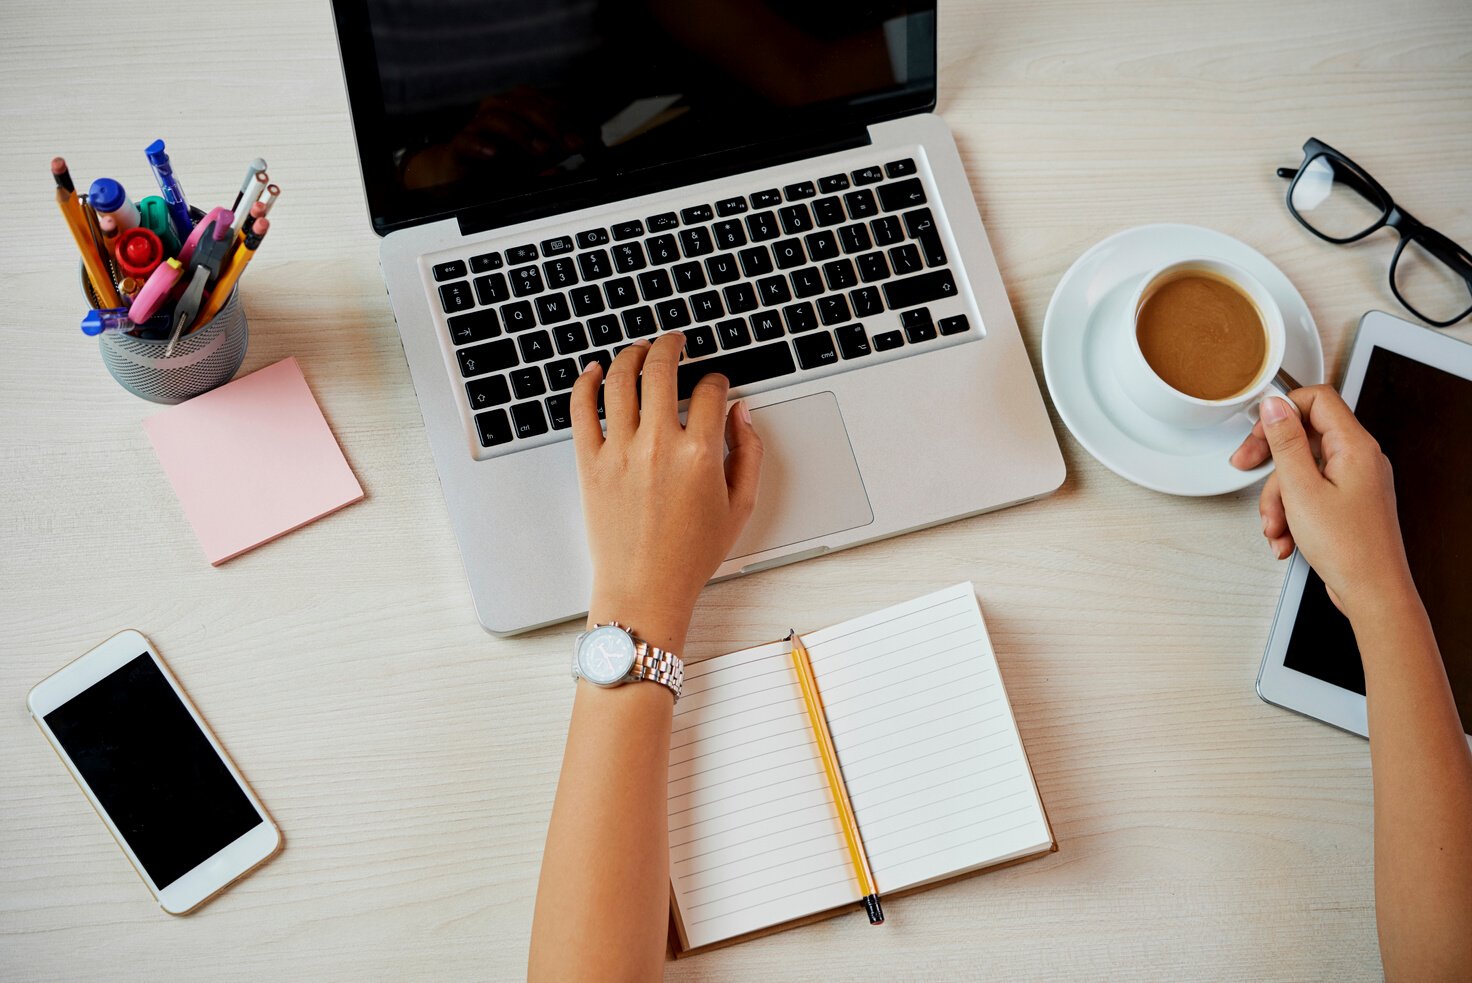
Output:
[1246, 370, 1304, 424]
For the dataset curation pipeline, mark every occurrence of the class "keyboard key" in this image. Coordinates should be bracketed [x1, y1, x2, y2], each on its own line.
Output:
[471, 252, 504, 272]
[457, 338, 517, 378]
[885, 269, 958, 309]
[750, 189, 782, 208]
[901, 308, 937, 343]
[939, 314, 970, 336]
[512, 401, 548, 438]
[475, 272, 509, 305]
[685, 326, 718, 358]
[506, 244, 538, 265]
[779, 204, 814, 235]
[790, 267, 824, 298]
[857, 251, 890, 283]
[885, 158, 918, 178]
[872, 329, 904, 351]
[879, 178, 927, 212]
[783, 301, 818, 333]
[813, 197, 846, 227]
[447, 308, 500, 345]
[657, 298, 692, 330]
[805, 230, 839, 262]
[637, 268, 674, 301]
[546, 392, 573, 430]
[580, 350, 613, 373]
[836, 323, 873, 358]
[723, 282, 758, 315]
[604, 276, 638, 308]
[889, 243, 923, 276]
[822, 258, 857, 291]
[904, 208, 948, 267]
[569, 285, 605, 317]
[541, 235, 574, 257]
[647, 212, 679, 231]
[433, 259, 467, 281]
[850, 285, 883, 319]
[773, 238, 806, 270]
[757, 275, 792, 306]
[588, 314, 622, 347]
[818, 173, 850, 193]
[746, 210, 779, 241]
[554, 323, 589, 355]
[511, 366, 546, 399]
[750, 309, 785, 341]
[543, 257, 578, 289]
[679, 226, 714, 258]
[681, 204, 713, 224]
[783, 181, 816, 200]
[611, 220, 644, 240]
[716, 318, 752, 349]
[438, 280, 474, 313]
[705, 254, 740, 285]
[712, 220, 746, 250]
[622, 306, 658, 337]
[536, 293, 571, 325]
[852, 165, 884, 185]
[545, 358, 580, 391]
[690, 290, 724, 322]
[676, 341, 797, 399]
[844, 188, 878, 219]
[646, 235, 679, 265]
[578, 248, 612, 281]
[672, 262, 707, 293]
[577, 228, 610, 248]
[614, 241, 649, 272]
[466, 374, 511, 411]
[518, 330, 555, 362]
[794, 331, 839, 369]
[817, 294, 850, 326]
[511, 265, 545, 296]
[871, 215, 904, 246]
[502, 300, 535, 332]
[738, 246, 774, 277]
[839, 222, 873, 254]
[716, 196, 749, 216]
[476, 408, 514, 447]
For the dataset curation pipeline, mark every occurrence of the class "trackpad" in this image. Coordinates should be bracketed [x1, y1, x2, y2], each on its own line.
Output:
[727, 392, 873, 561]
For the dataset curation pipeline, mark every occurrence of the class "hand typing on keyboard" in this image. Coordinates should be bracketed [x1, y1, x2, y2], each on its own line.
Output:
[571, 333, 764, 652]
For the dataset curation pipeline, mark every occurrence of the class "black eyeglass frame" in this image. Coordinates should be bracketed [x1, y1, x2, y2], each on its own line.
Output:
[1276, 137, 1472, 328]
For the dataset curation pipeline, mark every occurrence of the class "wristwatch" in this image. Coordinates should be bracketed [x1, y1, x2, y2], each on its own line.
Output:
[572, 622, 684, 701]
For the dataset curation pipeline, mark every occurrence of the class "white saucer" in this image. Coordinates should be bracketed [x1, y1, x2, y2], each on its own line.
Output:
[1041, 224, 1325, 496]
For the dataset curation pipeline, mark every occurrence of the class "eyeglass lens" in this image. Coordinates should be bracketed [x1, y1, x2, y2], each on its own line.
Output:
[1393, 238, 1472, 325]
[1289, 155, 1387, 240]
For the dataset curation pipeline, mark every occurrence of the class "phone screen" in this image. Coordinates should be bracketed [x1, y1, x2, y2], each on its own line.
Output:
[43, 653, 263, 888]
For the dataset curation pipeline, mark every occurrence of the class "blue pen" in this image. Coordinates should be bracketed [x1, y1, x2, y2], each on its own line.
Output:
[81, 308, 171, 337]
[144, 139, 194, 239]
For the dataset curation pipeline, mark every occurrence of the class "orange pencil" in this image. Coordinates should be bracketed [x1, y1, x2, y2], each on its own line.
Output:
[53, 159, 120, 308]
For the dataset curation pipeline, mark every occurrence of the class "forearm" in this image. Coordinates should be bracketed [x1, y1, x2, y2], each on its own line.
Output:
[1353, 594, 1472, 981]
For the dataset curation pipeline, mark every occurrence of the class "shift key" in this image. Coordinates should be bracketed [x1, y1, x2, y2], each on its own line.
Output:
[882, 269, 958, 310]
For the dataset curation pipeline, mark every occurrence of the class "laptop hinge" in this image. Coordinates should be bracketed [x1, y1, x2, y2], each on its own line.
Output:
[455, 126, 873, 238]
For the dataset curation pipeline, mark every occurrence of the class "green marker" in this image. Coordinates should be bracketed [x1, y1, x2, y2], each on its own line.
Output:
[138, 196, 181, 255]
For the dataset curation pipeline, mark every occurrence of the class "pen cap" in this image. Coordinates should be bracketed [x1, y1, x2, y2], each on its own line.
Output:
[137, 196, 181, 253]
[88, 178, 140, 230]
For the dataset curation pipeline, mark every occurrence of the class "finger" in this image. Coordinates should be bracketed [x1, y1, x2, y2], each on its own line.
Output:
[1259, 394, 1324, 493]
[570, 359, 605, 465]
[723, 401, 764, 518]
[1230, 420, 1270, 470]
[1259, 472, 1289, 542]
[685, 372, 731, 443]
[603, 342, 651, 440]
[639, 332, 686, 431]
[1269, 534, 1296, 561]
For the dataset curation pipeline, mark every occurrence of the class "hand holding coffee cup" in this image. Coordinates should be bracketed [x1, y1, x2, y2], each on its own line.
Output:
[1116, 259, 1294, 428]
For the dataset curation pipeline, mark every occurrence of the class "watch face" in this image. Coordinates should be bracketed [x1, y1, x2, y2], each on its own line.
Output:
[577, 626, 637, 686]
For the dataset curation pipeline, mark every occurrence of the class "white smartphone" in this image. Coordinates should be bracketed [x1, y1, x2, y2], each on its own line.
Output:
[28, 629, 282, 914]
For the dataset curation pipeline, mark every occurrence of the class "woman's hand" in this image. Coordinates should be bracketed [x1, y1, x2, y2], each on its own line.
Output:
[1230, 385, 1414, 619]
[571, 333, 764, 648]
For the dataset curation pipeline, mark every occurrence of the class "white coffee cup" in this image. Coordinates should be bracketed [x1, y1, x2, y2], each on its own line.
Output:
[1115, 258, 1287, 429]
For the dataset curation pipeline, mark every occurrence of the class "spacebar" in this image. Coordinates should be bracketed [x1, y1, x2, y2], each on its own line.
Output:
[677, 342, 798, 400]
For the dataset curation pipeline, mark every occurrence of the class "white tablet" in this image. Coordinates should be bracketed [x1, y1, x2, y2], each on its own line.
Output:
[1257, 311, 1472, 742]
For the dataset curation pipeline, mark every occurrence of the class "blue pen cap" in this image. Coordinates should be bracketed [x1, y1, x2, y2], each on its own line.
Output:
[145, 138, 168, 163]
[88, 178, 128, 214]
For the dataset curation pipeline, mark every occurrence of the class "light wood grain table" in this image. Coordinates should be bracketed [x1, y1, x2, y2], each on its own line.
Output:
[3, 1, 1469, 979]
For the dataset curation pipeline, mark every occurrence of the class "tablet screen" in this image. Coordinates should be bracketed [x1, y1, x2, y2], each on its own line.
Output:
[1281, 346, 1472, 733]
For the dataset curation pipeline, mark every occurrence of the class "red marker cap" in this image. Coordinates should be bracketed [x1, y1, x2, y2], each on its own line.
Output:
[115, 227, 165, 280]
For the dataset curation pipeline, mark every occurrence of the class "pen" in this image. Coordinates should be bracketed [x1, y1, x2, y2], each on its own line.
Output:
[191, 217, 267, 331]
[229, 158, 268, 212]
[80, 308, 170, 336]
[144, 138, 194, 239]
[786, 629, 884, 925]
[137, 195, 181, 254]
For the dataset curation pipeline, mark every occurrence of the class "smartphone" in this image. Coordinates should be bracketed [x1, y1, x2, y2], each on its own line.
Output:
[27, 629, 282, 914]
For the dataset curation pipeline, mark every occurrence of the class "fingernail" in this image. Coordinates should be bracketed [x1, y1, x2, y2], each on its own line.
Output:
[1262, 515, 1270, 534]
[737, 401, 752, 425]
[1260, 394, 1292, 423]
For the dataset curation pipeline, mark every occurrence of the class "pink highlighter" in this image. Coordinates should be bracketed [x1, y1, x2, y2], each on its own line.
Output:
[177, 206, 236, 266]
[129, 258, 185, 322]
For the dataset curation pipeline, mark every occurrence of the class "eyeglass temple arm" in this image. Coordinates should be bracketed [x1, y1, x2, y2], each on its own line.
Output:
[1275, 164, 1383, 208]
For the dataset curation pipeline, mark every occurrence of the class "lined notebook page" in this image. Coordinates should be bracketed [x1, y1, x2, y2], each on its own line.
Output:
[667, 583, 1051, 951]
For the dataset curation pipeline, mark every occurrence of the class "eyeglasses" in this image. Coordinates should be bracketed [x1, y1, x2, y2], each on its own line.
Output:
[1276, 137, 1472, 327]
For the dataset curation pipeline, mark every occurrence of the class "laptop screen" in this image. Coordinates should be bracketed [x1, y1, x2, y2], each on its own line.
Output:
[334, 1, 937, 233]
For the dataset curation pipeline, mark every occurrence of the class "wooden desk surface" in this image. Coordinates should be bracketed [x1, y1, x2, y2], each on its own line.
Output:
[3, 1, 1469, 979]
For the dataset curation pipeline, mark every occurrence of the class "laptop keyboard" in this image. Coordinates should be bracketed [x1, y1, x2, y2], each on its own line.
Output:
[428, 157, 974, 454]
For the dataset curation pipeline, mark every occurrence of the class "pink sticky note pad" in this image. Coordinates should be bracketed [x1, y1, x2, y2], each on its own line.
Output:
[143, 357, 364, 565]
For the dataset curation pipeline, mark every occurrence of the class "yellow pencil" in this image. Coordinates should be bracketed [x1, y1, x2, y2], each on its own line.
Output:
[787, 628, 884, 924]
[57, 187, 121, 308]
[189, 218, 268, 332]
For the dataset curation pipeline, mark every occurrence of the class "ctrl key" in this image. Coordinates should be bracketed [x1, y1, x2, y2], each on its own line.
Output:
[476, 408, 513, 447]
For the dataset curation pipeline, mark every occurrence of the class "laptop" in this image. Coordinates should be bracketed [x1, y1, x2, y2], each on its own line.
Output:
[330, 0, 1064, 634]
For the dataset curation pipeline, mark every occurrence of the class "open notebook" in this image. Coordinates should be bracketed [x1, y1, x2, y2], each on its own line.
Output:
[668, 583, 1054, 953]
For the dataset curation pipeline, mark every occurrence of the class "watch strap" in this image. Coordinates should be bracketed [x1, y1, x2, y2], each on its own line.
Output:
[630, 640, 684, 701]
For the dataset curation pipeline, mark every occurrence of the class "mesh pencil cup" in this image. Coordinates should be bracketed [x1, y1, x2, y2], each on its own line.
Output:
[84, 266, 249, 404]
